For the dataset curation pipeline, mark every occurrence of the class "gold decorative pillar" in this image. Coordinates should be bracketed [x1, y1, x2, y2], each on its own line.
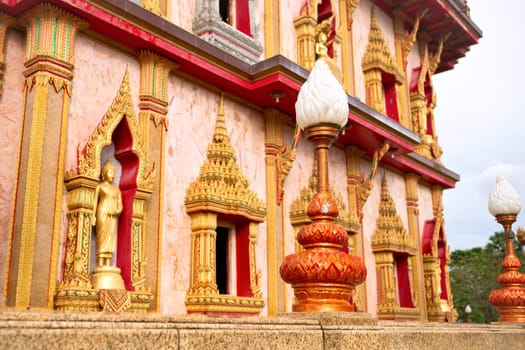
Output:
[294, 14, 317, 71]
[5, 4, 85, 309]
[364, 69, 384, 113]
[404, 173, 427, 320]
[263, 108, 281, 315]
[375, 251, 397, 310]
[138, 50, 177, 311]
[188, 212, 219, 295]
[264, 0, 281, 58]
[263, 108, 294, 315]
[344, 145, 367, 310]
[338, 0, 360, 94]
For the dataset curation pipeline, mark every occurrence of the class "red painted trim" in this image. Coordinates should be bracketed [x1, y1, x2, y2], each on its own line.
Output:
[113, 117, 139, 291]
[396, 255, 414, 308]
[434, 0, 480, 43]
[235, 0, 251, 36]
[348, 112, 414, 152]
[384, 80, 399, 122]
[438, 234, 449, 301]
[421, 220, 436, 255]
[235, 222, 252, 297]
[395, 156, 456, 188]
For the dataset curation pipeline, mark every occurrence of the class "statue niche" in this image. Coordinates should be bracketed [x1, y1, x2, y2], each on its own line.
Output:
[55, 71, 154, 312]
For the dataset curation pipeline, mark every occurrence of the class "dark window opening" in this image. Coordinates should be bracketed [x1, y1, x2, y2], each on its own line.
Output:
[219, 0, 229, 23]
[216, 226, 229, 294]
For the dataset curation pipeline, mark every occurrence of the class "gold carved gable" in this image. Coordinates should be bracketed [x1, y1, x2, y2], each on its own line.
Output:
[185, 93, 266, 222]
[372, 176, 416, 254]
[66, 70, 154, 189]
[362, 9, 404, 83]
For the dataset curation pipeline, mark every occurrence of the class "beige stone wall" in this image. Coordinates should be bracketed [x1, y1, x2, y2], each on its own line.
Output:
[280, 1, 303, 62]
[0, 28, 25, 302]
[169, 0, 195, 32]
[67, 33, 141, 171]
[352, 0, 372, 103]
[407, 41, 422, 86]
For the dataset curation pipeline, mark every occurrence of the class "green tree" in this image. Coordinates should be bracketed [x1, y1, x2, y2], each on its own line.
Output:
[449, 231, 525, 323]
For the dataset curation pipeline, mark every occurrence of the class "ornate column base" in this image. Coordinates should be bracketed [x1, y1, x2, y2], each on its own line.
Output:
[289, 282, 354, 312]
[490, 288, 525, 322]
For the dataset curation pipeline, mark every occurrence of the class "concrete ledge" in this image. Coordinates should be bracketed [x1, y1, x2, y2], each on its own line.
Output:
[1, 311, 524, 349]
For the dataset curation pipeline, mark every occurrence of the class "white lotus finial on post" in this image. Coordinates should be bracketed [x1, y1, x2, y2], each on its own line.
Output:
[488, 175, 521, 216]
[295, 59, 348, 130]
[487, 175, 525, 322]
[279, 59, 366, 313]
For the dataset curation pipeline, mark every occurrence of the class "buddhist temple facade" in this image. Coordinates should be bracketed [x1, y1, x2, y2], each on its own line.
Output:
[0, 0, 480, 322]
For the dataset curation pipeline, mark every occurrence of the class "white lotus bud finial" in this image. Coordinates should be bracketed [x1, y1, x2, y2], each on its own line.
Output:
[488, 175, 521, 216]
[295, 59, 349, 130]
[465, 304, 472, 314]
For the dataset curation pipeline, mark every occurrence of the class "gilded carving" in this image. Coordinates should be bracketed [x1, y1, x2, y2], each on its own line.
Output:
[410, 37, 445, 161]
[344, 0, 360, 30]
[21, 3, 87, 66]
[8, 21, 81, 306]
[138, 50, 177, 131]
[372, 176, 419, 319]
[295, 0, 340, 72]
[396, 9, 428, 68]
[66, 71, 155, 191]
[56, 71, 154, 312]
[185, 93, 266, 315]
[422, 212, 456, 321]
[362, 10, 404, 84]
[429, 33, 450, 75]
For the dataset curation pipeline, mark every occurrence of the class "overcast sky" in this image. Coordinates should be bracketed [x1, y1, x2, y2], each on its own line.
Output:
[433, 1, 525, 250]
